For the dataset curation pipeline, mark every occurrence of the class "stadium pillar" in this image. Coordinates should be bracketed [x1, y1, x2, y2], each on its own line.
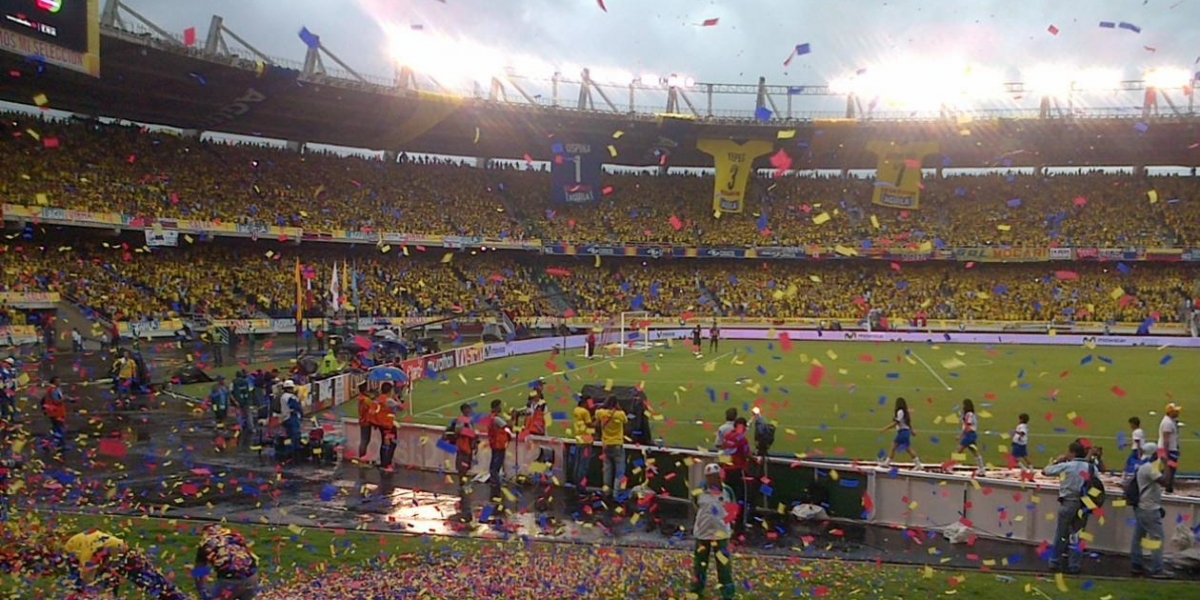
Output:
[287, 140, 306, 154]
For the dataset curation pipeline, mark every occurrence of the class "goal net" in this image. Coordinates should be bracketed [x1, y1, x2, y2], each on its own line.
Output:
[618, 311, 653, 356]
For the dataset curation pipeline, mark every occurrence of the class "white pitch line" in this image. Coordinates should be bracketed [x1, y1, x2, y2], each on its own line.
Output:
[909, 350, 954, 391]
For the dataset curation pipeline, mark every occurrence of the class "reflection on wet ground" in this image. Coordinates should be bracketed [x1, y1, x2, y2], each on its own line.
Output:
[4, 344, 1181, 578]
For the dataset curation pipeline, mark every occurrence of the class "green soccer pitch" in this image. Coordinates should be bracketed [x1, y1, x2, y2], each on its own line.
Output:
[344, 339, 1200, 466]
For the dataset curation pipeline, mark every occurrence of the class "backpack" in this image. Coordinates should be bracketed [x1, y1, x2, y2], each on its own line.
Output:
[1123, 472, 1141, 508]
[1081, 462, 1106, 512]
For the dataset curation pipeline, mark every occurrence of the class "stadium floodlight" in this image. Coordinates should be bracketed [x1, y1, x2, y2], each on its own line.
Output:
[1071, 68, 1122, 91]
[1024, 64, 1075, 97]
[1144, 67, 1193, 89]
[684, 76, 696, 88]
[666, 74, 686, 88]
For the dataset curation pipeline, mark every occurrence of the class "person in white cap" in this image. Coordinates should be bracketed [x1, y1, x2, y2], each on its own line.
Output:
[1158, 403, 1181, 493]
[691, 463, 736, 600]
[1130, 442, 1169, 578]
[279, 381, 303, 460]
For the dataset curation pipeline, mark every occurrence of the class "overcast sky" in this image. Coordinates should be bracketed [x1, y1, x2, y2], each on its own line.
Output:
[119, 0, 1196, 116]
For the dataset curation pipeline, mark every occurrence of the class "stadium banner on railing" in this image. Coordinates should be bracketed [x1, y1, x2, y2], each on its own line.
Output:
[144, 229, 179, 247]
[117, 319, 184, 339]
[866, 246, 933, 261]
[0, 291, 61, 308]
[454, 343, 485, 368]
[1048, 247, 1073, 260]
[697, 139, 773, 213]
[867, 140, 939, 210]
[1145, 248, 1184, 262]
[0, 325, 38, 345]
[952, 247, 1049, 262]
[752, 246, 808, 259]
[1185, 249, 1200, 262]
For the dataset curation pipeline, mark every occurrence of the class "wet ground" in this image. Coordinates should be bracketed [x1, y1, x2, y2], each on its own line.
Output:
[3, 341, 1190, 580]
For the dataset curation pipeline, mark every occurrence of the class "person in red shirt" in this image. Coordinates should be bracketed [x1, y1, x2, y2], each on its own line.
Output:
[449, 403, 478, 522]
[485, 399, 514, 517]
[41, 377, 67, 454]
[517, 380, 547, 439]
[586, 330, 597, 360]
[720, 417, 751, 535]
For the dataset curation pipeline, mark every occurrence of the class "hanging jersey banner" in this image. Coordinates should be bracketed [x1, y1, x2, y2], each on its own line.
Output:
[867, 141, 940, 210]
[697, 139, 774, 213]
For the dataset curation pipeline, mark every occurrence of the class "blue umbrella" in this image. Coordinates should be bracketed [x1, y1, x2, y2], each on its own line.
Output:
[368, 367, 406, 382]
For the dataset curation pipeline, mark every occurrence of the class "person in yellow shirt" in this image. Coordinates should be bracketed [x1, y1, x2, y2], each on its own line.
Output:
[63, 530, 186, 599]
[594, 396, 628, 499]
[571, 395, 596, 490]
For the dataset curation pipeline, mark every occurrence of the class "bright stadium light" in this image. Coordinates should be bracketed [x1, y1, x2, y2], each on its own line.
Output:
[1024, 64, 1074, 96]
[1072, 68, 1122, 91]
[1144, 67, 1193, 89]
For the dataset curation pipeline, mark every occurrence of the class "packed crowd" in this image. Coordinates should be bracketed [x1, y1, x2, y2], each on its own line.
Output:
[2, 235, 1195, 326]
[4, 113, 1200, 249]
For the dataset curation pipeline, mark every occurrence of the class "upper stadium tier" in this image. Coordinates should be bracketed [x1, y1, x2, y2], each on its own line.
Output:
[0, 8, 1196, 168]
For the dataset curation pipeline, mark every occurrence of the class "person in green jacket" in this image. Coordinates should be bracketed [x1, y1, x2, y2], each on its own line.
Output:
[318, 349, 343, 376]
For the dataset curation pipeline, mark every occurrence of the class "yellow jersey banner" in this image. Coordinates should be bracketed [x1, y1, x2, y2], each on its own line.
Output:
[866, 141, 940, 210]
[697, 139, 774, 213]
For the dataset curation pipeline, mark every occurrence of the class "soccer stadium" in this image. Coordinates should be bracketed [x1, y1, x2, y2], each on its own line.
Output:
[0, 1, 1199, 598]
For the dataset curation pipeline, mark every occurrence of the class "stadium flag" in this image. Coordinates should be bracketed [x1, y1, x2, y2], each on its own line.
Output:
[696, 139, 774, 213]
[329, 262, 341, 313]
[351, 260, 360, 310]
[341, 259, 349, 306]
[865, 140, 940, 210]
[294, 258, 303, 323]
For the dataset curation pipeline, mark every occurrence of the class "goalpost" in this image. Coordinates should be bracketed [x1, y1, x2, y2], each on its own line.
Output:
[618, 311, 653, 356]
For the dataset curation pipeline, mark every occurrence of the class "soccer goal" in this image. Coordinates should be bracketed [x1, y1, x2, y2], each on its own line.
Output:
[618, 311, 654, 356]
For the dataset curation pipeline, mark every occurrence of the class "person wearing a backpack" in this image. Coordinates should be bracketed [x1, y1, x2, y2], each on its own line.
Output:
[1042, 440, 1095, 574]
[1128, 442, 1170, 578]
[193, 524, 258, 599]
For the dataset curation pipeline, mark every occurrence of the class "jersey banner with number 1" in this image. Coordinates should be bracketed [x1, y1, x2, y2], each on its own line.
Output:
[867, 140, 939, 210]
[551, 139, 603, 203]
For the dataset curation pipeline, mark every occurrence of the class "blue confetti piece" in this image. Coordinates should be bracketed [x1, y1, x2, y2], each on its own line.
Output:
[760, 484, 774, 496]
[565, 361, 576, 370]
[756, 365, 766, 375]
[885, 373, 900, 379]
[1018, 382, 1032, 390]
[1080, 355, 1093, 365]
[929, 436, 940, 444]
[435, 438, 457, 453]
[838, 478, 859, 488]
[707, 387, 716, 402]
[320, 483, 338, 501]
[878, 395, 887, 406]
[1160, 355, 1173, 365]
[1017, 368, 1025, 379]
[1053, 427, 1067, 433]
[1097, 355, 1112, 364]
[550, 411, 567, 421]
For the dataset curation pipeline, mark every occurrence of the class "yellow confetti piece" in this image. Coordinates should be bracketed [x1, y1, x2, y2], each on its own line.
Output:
[1141, 537, 1163, 550]
[829, 470, 839, 481]
[1110, 287, 1125, 300]
[996, 224, 1011, 231]
[923, 566, 934, 579]
[941, 358, 966, 369]
[288, 524, 304, 534]
[380, 245, 391, 253]
[473, 127, 480, 144]
[594, 254, 601, 268]
[607, 145, 618, 157]
[1079, 531, 1094, 542]
[1055, 572, 1068, 592]
[33, 93, 48, 106]
[951, 453, 967, 461]
[604, 379, 614, 391]
[934, 416, 944, 425]
[1147, 190, 1158, 204]
[809, 275, 822, 283]
[612, 130, 624, 139]
[35, 193, 49, 206]
[825, 349, 837, 360]
[834, 245, 857, 257]
[812, 212, 832, 225]
[908, 500, 918, 510]
[776, 129, 796, 140]
[184, 234, 195, 244]
[25, 129, 39, 140]
[441, 252, 454, 263]
[870, 214, 880, 229]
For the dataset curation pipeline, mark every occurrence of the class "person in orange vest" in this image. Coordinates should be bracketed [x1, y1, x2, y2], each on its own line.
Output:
[355, 381, 377, 462]
[485, 399, 514, 517]
[374, 382, 403, 471]
[517, 380, 547, 439]
[448, 403, 478, 522]
[41, 376, 67, 455]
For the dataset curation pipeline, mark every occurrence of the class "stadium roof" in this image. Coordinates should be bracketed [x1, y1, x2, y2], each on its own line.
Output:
[1, 25, 1198, 169]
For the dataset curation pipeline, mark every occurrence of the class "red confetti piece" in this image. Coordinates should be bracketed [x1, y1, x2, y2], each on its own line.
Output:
[1111, 385, 1126, 397]
[806, 363, 825, 388]
[779, 331, 792, 352]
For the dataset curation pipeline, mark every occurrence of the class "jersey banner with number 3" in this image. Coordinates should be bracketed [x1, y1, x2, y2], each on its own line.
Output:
[551, 139, 603, 203]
